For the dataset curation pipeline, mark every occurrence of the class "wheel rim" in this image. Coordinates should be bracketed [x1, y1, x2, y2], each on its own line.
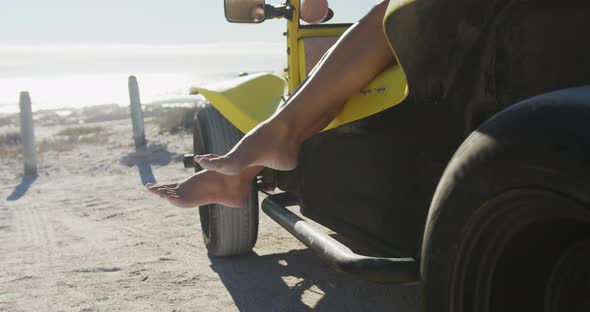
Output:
[450, 189, 590, 312]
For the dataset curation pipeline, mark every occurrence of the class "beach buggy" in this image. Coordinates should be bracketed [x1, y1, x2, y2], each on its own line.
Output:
[183, 1, 590, 310]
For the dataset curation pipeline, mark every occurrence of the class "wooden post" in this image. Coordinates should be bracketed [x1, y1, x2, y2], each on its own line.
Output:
[128, 76, 146, 148]
[19, 91, 37, 176]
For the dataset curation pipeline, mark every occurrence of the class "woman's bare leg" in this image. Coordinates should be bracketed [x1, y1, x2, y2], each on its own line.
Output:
[148, 1, 392, 208]
[196, 0, 393, 175]
[146, 165, 262, 208]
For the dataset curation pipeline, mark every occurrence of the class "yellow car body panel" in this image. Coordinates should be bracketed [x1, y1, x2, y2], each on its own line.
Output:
[324, 64, 408, 131]
[190, 73, 286, 134]
[191, 65, 407, 134]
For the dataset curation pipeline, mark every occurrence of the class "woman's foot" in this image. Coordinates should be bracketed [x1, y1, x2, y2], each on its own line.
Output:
[146, 170, 251, 208]
[195, 120, 300, 175]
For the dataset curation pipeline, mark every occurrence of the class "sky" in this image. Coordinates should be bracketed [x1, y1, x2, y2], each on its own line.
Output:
[0, 0, 282, 44]
[0, 0, 368, 44]
[0, 0, 370, 112]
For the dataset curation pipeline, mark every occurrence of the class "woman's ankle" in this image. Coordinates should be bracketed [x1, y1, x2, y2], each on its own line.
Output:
[265, 115, 305, 146]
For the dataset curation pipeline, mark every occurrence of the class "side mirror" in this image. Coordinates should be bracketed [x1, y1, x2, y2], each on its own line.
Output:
[224, 0, 267, 23]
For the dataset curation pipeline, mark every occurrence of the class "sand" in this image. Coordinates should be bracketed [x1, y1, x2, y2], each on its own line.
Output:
[0, 108, 421, 312]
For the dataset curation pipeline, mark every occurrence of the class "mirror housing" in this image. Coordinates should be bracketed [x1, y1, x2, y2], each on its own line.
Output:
[224, 0, 267, 23]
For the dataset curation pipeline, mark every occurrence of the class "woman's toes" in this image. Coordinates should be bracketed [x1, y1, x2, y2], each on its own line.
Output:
[194, 153, 219, 162]
[196, 157, 215, 169]
[198, 156, 241, 175]
[195, 155, 222, 167]
[161, 183, 178, 189]
[147, 187, 159, 195]
[149, 184, 177, 193]
[158, 187, 174, 194]
[148, 183, 169, 190]
[165, 190, 178, 196]
[157, 186, 176, 192]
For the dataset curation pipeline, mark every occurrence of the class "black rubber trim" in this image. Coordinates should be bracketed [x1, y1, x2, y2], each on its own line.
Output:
[298, 23, 352, 29]
[261, 193, 420, 283]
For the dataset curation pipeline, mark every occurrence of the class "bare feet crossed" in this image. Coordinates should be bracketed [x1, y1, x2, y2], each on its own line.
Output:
[148, 1, 394, 208]
[146, 170, 251, 208]
[195, 120, 300, 175]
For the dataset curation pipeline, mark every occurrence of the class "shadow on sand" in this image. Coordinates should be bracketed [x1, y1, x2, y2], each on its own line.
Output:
[137, 161, 157, 185]
[121, 143, 174, 185]
[210, 248, 422, 312]
[6, 175, 37, 201]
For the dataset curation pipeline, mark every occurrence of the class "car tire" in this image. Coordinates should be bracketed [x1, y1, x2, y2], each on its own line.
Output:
[194, 106, 259, 256]
[422, 87, 590, 312]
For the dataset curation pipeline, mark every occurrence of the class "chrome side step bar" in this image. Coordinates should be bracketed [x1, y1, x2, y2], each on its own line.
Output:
[261, 193, 420, 283]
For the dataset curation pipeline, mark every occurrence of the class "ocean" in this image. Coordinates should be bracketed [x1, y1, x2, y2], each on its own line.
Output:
[0, 72, 247, 114]
[0, 43, 285, 114]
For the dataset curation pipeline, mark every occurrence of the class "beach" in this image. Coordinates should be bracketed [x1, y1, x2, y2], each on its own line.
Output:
[0, 106, 421, 311]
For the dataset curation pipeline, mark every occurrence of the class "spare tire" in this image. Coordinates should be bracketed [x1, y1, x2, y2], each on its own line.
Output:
[422, 87, 590, 312]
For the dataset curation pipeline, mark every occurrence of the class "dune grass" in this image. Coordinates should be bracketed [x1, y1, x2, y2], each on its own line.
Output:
[0, 103, 204, 157]
[0, 131, 22, 158]
[38, 126, 108, 153]
[0, 131, 21, 146]
[155, 106, 201, 134]
[56, 126, 105, 138]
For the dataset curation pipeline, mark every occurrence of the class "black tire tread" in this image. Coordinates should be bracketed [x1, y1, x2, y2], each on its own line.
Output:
[422, 87, 590, 311]
[196, 106, 258, 256]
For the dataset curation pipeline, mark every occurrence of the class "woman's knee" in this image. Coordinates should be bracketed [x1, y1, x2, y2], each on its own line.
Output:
[356, 0, 389, 26]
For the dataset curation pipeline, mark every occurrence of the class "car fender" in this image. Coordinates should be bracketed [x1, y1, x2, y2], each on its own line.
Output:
[191, 73, 286, 134]
[191, 66, 408, 134]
